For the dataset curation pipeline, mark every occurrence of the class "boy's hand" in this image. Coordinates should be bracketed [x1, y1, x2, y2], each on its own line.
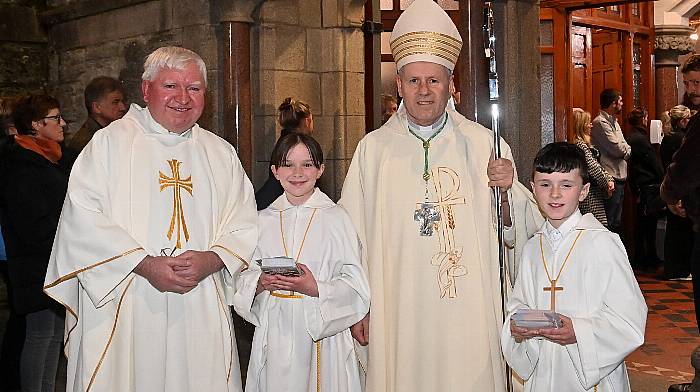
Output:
[510, 320, 542, 343]
[270, 263, 319, 297]
[537, 314, 577, 345]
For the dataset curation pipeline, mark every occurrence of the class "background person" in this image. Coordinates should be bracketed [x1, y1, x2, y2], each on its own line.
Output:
[572, 108, 614, 226]
[661, 54, 700, 334]
[626, 107, 664, 271]
[380, 94, 398, 124]
[0, 94, 71, 392]
[661, 105, 694, 280]
[255, 97, 313, 211]
[591, 88, 631, 236]
[0, 95, 23, 392]
[68, 76, 126, 152]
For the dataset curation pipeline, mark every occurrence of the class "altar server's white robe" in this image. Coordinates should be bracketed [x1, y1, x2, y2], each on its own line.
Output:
[44, 105, 257, 392]
[234, 190, 370, 392]
[501, 212, 647, 392]
[339, 107, 542, 392]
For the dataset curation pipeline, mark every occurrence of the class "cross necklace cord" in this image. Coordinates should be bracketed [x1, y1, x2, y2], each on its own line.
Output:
[407, 113, 449, 183]
[409, 113, 449, 236]
[279, 208, 318, 261]
[539, 231, 583, 311]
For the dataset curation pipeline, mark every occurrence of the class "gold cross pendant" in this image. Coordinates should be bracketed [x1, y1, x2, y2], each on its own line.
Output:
[543, 279, 563, 311]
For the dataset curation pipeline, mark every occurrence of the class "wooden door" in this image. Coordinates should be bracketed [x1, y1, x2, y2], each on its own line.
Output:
[591, 30, 623, 110]
[571, 25, 592, 115]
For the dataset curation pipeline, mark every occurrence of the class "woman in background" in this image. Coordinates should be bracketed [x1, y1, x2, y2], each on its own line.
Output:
[661, 105, 694, 280]
[572, 108, 614, 226]
[0, 95, 71, 392]
[255, 97, 314, 211]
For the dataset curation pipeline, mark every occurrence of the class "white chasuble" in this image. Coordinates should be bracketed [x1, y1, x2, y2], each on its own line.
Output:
[44, 105, 258, 392]
[233, 190, 370, 392]
[339, 107, 542, 392]
[501, 212, 647, 392]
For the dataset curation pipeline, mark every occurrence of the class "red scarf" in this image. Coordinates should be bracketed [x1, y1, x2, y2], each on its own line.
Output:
[14, 135, 62, 164]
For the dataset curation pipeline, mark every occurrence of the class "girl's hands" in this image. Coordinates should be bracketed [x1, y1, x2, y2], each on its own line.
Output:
[256, 263, 319, 297]
[510, 314, 577, 345]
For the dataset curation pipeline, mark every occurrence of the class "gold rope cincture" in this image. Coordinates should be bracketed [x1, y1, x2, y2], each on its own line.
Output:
[540, 231, 597, 391]
[409, 113, 449, 236]
[159, 159, 193, 249]
[272, 208, 318, 299]
[278, 208, 322, 392]
[539, 231, 583, 311]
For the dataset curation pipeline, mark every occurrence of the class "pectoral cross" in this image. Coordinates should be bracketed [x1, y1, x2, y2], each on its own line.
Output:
[543, 279, 563, 311]
[414, 202, 441, 236]
[159, 159, 193, 249]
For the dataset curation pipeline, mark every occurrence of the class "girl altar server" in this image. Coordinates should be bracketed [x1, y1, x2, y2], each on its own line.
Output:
[234, 133, 370, 392]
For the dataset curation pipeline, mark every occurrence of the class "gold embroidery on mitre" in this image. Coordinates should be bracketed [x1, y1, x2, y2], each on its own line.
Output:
[159, 159, 193, 248]
[390, 31, 462, 65]
[427, 167, 467, 298]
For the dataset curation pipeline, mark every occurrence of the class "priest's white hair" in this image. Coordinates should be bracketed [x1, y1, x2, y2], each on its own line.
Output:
[142, 46, 207, 87]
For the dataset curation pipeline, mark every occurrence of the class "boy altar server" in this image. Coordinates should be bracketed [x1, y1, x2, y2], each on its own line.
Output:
[501, 142, 647, 392]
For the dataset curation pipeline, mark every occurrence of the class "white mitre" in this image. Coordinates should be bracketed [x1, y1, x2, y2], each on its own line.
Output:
[389, 0, 463, 71]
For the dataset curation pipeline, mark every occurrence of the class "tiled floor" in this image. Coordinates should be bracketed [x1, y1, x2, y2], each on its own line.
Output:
[628, 273, 699, 391]
[1, 270, 699, 391]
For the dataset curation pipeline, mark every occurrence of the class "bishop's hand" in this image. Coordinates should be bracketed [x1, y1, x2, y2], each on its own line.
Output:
[487, 156, 514, 191]
[351, 313, 370, 346]
[134, 255, 197, 294]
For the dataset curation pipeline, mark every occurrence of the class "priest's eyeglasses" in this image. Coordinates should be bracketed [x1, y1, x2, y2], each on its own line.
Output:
[43, 114, 64, 123]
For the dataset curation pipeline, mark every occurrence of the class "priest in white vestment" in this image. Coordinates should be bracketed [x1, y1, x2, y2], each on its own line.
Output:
[44, 47, 257, 392]
[339, 1, 542, 391]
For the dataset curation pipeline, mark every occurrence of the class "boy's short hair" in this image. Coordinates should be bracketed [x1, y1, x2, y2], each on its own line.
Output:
[533, 142, 590, 185]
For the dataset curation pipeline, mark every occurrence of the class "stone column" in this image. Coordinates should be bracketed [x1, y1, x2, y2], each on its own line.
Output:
[492, 0, 541, 185]
[457, 0, 490, 127]
[654, 26, 695, 115]
[218, 0, 266, 175]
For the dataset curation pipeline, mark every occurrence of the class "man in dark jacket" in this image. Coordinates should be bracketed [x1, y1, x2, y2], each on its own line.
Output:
[627, 107, 664, 270]
[67, 76, 126, 152]
[662, 54, 700, 332]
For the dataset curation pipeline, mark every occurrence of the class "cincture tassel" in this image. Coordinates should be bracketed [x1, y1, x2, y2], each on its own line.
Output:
[492, 104, 513, 392]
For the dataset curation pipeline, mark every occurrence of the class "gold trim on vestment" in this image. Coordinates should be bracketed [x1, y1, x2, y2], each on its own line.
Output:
[86, 276, 135, 392]
[316, 341, 321, 392]
[423, 167, 467, 299]
[43, 247, 145, 289]
[211, 245, 250, 269]
[390, 31, 462, 64]
[273, 208, 317, 297]
[270, 291, 303, 299]
[159, 159, 193, 249]
[212, 275, 234, 382]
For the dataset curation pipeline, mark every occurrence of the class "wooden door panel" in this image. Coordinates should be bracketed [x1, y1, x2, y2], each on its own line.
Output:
[592, 30, 622, 113]
[571, 25, 592, 114]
